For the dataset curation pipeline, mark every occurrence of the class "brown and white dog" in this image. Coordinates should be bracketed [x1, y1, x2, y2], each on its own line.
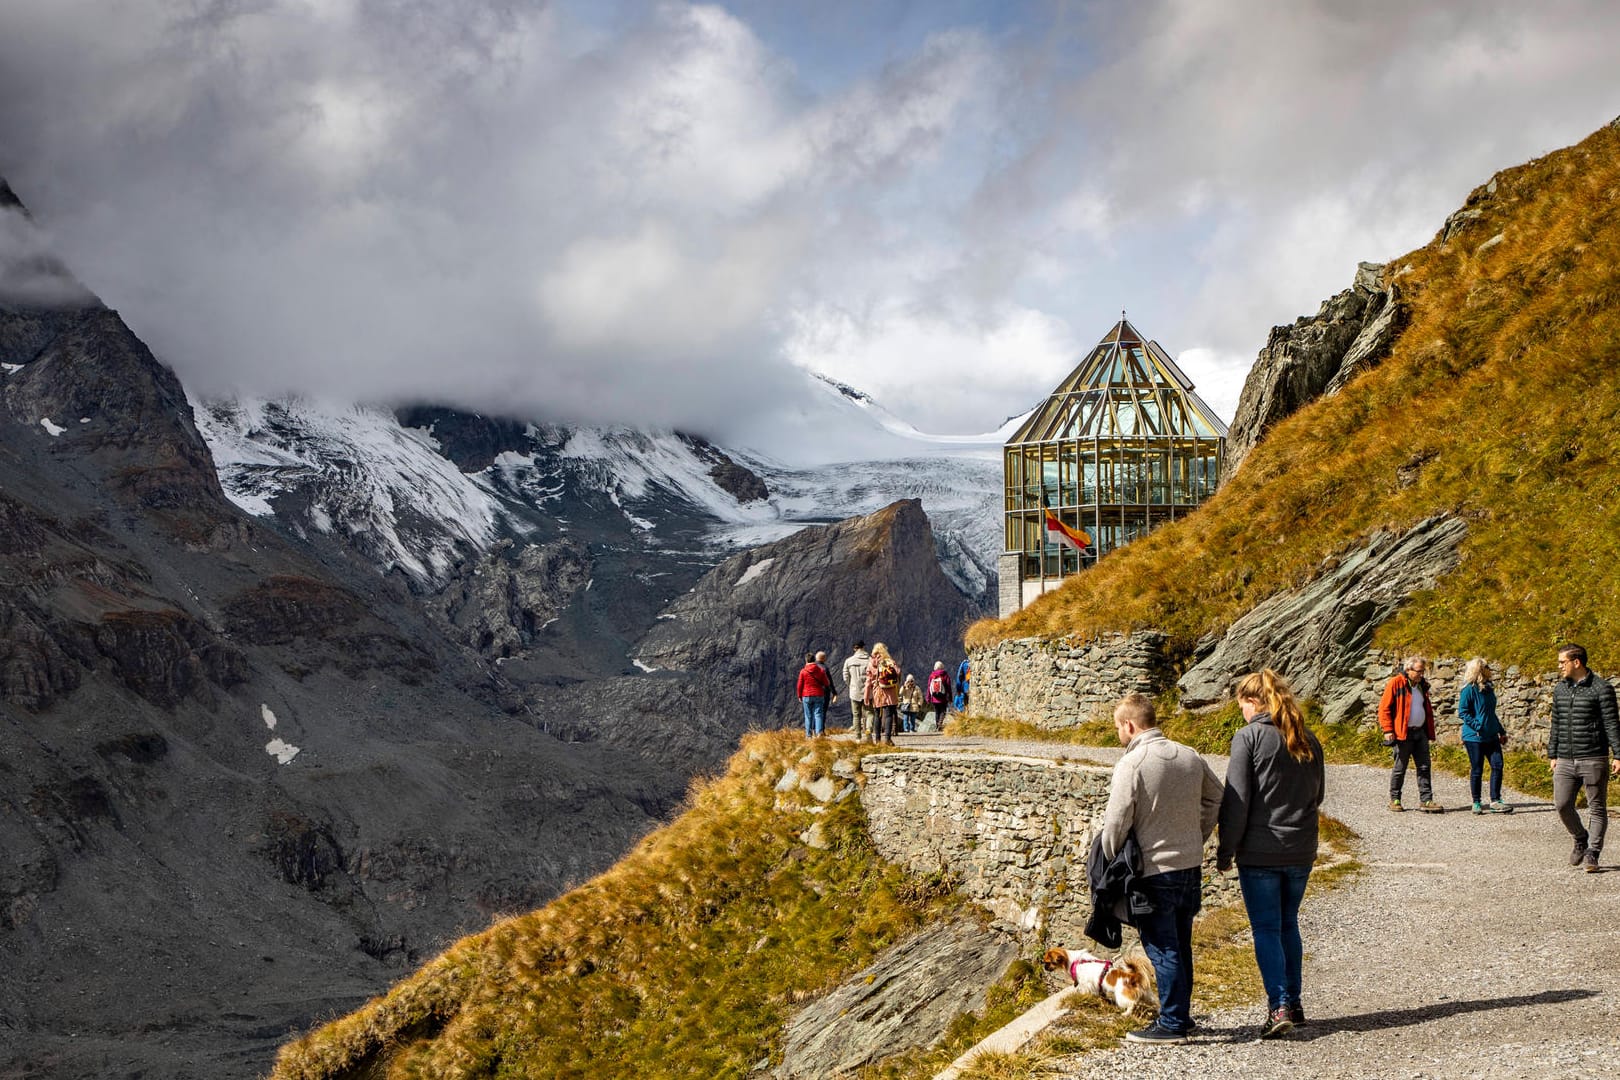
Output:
[1040, 948, 1151, 1015]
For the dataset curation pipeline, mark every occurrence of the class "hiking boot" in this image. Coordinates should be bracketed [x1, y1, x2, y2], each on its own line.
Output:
[1571, 836, 1590, 866]
[1419, 800, 1444, 814]
[1471, 802, 1484, 815]
[1388, 798, 1403, 812]
[1124, 1021, 1187, 1044]
[1258, 1007, 1294, 1039]
[1489, 800, 1514, 814]
[1287, 1003, 1306, 1026]
[1584, 849, 1601, 873]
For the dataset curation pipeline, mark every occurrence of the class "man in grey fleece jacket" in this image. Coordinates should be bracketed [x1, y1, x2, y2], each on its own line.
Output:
[1100, 693, 1222, 1044]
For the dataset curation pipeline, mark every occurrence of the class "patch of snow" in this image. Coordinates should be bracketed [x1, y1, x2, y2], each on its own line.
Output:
[490, 450, 537, 468]
[735, 557, 775, 587]
[191, 395, 499, 580]
[632, 659, 659, 674]
[656, 612, 680, 620]
[39, 417, 65, 436]
[265, 738, 301, 765]
[260, 704, 277, 730]
[78, 417, 90, 423]
[584, 578, 594, 591]
[541, 617, 560, 629]
[1, 362, 21, 374]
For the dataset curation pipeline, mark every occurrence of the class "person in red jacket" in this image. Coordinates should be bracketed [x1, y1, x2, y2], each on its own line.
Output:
[1378, 656, 1442, 812]
[796, 653, 834, 737]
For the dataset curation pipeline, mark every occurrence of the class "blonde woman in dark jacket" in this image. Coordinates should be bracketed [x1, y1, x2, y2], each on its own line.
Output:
[1217, 669, 1325, 1040]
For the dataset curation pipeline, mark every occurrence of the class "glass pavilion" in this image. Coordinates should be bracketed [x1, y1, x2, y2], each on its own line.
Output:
[997, 318, 1228, 617]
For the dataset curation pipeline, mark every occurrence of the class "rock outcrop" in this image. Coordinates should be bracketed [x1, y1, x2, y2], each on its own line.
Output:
[775, 916, 1020, 1080]
[634, 499, 981, 721]
[1222, 261, 1404, 482]
[1178, 514, 1469, 722]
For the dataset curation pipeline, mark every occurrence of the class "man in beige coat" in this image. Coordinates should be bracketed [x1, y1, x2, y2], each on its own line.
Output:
[1099, 692, 1221, 1044]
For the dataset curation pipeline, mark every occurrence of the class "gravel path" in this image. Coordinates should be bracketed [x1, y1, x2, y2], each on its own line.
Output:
[887, 732, 1620, 1079]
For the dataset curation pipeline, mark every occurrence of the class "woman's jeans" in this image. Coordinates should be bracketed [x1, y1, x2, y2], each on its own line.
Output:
[1464, 738, 1504, 803]
[800, 695, 826, 737]
[1237, 864, 1312, 1011]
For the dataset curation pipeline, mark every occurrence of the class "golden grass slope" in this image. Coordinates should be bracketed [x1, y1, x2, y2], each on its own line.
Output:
[270, 732, 964, 1080]
[969, 120, 1620, 670]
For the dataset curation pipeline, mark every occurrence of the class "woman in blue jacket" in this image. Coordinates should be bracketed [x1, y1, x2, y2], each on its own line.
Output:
[1458, 658, 1513, 814]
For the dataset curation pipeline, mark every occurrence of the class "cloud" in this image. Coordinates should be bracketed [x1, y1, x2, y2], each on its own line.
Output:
[1, 0, 1619, 456]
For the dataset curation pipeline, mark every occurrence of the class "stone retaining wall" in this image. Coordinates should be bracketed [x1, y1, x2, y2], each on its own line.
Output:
[860, 751, 1238, 947]
[973, 633, 1560, 747]
[968, 632, 1174, 730]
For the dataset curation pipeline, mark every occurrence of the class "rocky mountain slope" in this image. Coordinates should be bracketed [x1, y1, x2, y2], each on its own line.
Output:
[972, 116, 1620, 700]
[0, 173, 1001, 1078]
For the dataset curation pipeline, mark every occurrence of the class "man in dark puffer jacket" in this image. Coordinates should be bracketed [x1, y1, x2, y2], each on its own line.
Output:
[1549, 643, 1620, 872]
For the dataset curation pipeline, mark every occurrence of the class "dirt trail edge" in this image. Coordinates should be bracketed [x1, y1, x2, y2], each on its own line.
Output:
[897, 734, 1620, 1080]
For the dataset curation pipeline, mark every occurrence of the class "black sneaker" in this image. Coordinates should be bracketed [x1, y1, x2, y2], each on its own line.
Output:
[1572, 836, 1590, 866]
[1288, 1003, 1306, 1026]
[1584, 849, 1601, 873]
[1125, 1022, 1188, 1044]
[1259, 1006, 1294, 1039]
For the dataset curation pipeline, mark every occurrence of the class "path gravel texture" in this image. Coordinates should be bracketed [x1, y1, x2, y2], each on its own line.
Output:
[886, 732, 1620, 1079]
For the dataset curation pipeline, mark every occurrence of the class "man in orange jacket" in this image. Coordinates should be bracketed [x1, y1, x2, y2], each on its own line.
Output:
[1379, 657, 1443, 812]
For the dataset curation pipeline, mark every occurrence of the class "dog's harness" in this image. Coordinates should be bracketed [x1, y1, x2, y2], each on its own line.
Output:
[1070, 956, 1113, 995]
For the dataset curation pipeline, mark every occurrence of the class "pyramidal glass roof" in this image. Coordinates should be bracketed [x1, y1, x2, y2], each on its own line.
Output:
[1008, 319, 1230, 444]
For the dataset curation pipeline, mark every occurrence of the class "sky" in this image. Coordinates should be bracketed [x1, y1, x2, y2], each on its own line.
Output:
[1, 0, 1618, 458]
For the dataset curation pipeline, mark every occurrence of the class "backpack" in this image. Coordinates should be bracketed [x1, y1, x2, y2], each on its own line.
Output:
[875, 659, 898, 689]
[927, 669, 948, 701]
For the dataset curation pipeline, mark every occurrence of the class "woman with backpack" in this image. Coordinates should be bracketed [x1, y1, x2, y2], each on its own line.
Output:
[863, 642, 901, 745]
[925, 661, 952, 732]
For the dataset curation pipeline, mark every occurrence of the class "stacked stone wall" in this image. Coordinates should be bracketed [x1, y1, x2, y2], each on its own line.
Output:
[968, 632, 1175, 729]
[972, 631, 1559, 748]
[860, 752, 1237, 947]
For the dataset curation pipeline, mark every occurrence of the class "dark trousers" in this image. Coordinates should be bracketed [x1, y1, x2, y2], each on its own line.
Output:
[1390, 732, 1433, 801]
[870, 704, 897, 742]
[1553, 757, 1609, 852]
[1464, 739, 1504, 803]
[1237, 864, 1311, 1011]
[1134, 866, 1202, 1034]
[931, 703, 947, 728]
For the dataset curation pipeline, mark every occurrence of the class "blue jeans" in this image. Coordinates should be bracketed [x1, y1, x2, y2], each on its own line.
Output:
[1464, 739, 1504, 803]
[800, 696, 826, 737]
[1134, 867, 1202, 1034]
[1237, 864, 1312, 1011]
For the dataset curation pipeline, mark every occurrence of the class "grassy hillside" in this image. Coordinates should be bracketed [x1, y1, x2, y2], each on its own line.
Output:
[969, 120, 1620, 671]
[270, 732, 1030, 1080]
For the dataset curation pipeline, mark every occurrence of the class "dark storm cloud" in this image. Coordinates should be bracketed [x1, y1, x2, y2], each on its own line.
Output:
[1, 1, 1619, 443]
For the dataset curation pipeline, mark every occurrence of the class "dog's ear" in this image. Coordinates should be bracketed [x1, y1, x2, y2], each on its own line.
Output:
[1040, 948, 1067, 972]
